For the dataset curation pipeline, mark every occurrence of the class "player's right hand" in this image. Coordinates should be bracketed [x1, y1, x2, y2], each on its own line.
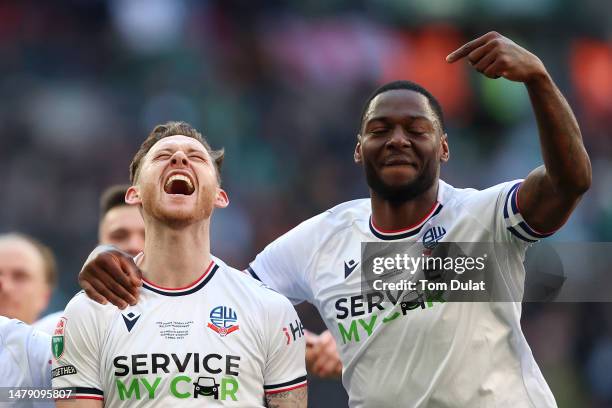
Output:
[78, 245, 142, 309]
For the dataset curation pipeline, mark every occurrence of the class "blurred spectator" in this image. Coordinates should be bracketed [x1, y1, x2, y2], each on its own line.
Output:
[34, 184, 146, 334]
[0, 233, 57, 324]
[98, 184, 145, 257]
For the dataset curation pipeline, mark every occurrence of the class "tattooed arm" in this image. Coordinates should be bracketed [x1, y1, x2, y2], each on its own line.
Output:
[265, 386, 308, 408]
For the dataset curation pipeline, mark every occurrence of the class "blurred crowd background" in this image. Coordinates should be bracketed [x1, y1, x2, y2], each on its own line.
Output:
[0, 0, 610, 406]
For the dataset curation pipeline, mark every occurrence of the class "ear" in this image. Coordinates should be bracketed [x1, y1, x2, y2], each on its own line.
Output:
[354, 136, 363, 164]
[214, 188, 229, 209]
[440, 133, 450, 163]
[125, 186, 142, 205]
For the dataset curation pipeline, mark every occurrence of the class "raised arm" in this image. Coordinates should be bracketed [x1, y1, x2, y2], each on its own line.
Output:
[447, 31, 591, 232]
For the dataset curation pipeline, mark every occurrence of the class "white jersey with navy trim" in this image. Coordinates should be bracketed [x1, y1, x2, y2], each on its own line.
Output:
[250, 179, 558, 408]
[52, 257, 306, 407]
[0, 316, 53, 407]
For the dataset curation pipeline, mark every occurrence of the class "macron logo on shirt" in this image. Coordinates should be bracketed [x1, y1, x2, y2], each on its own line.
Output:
[344, 260, 359, 278]
[122, 312, 141, 332]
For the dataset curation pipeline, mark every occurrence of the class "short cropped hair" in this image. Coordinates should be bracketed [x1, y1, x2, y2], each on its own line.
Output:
[99, 184, 130, 219]
[360, 80, 446, 133]
[129, 121, 224, 184]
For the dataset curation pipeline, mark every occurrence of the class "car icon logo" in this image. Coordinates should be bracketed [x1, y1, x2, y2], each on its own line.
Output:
[193, 376, 219, 399]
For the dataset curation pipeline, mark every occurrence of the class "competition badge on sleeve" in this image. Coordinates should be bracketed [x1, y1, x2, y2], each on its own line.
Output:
[52, 317, 67, 360]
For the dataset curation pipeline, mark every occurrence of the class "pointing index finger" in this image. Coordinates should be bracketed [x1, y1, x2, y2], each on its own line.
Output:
[446, 32, 496, 63]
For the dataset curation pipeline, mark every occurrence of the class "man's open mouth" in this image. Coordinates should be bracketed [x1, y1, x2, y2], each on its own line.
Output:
[164, 174, 195, 195]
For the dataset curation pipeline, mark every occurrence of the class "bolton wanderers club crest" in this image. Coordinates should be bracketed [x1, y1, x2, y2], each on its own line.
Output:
[207, 306, 239, 337]
[423, 226, 447, 250]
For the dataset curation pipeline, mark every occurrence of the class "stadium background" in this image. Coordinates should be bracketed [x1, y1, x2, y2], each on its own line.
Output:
[1, 0, 611, 406]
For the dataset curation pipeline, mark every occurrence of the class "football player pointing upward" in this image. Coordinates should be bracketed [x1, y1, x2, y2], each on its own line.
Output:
[249, 33, 590, 407]
[54, 122, 307, 407]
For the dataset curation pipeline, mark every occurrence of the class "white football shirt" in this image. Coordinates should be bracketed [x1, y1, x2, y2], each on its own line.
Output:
[52, 257, 306, 406]
[250, 180, 558, 408]
[33, 311, 64, 336]
[0, 316, 53, 407]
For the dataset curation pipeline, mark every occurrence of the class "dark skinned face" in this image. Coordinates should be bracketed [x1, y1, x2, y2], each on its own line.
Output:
[355, 90, 449, 203]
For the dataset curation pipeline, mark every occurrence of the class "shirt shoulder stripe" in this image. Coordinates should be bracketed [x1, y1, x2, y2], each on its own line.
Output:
[504, 181, 556, 242]
[264, 375, 308, 394]
[55, 387, 103, 400]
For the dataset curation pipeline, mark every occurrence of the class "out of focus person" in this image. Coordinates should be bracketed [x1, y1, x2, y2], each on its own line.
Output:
[0, 233, 57, 324]
[0, 271, 53, 407]
[34, 185, 145, 334]
[305, 330, 342, 379]
[0, 317, 53, 403]
[97, 184, 145, 257]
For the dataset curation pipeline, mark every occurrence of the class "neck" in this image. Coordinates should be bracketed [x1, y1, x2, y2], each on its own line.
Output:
[370, 180, 439, 231]
[139, 220, 211, 288]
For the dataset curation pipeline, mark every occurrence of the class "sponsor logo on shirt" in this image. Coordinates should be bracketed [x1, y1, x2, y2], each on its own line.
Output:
[334, 290, 445, 344]
[193, 376, 220, 400]
[283, 319, 304, 345]
[113, 353, 240, 401]
[207, 306, 239, 337]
